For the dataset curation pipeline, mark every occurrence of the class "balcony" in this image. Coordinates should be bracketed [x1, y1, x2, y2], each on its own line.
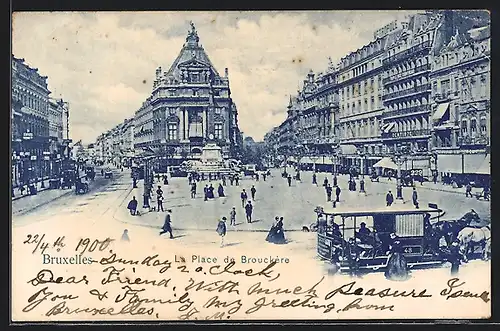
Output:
[382, 129, 431, 139]
[382, 64, 431, 85]
[382, 104, 431, 119]
[382, 83, 431, 101]
[382, 41, 432, 65]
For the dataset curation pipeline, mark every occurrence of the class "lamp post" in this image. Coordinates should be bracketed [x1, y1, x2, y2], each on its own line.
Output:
[394, 144, 408, 200]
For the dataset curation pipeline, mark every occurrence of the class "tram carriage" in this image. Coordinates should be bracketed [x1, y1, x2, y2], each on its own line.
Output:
[315, 203, 445, 272]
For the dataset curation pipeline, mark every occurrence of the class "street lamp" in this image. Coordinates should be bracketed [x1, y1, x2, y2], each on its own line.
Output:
[393, 144, 408, 200]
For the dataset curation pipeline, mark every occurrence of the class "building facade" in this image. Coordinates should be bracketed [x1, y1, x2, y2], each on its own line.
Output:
[430, 24, 490, 180]
[11, 56, 51, 187]
[267, 10, 490, 181]
[133, 23, 242, 168]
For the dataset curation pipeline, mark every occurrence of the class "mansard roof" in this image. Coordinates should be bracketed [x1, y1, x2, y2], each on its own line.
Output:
[164, 22, 221, 80]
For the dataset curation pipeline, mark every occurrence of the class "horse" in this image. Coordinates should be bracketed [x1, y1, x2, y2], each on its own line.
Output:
[430, 209, 480, 246]
[457, 225, 491, 261]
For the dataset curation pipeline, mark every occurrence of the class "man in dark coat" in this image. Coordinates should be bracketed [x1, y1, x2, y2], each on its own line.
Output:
[127, 196, 138, 215]
[208, 184, 215, 199]
[251, 185, 257, 200]
[262, 173, 267, 181]
[159, 210, 174, 239]
[287, 174, 292, 187]
[216, 217, 227, 247]
[465, 183, 473, 198]
[333, 175, 337, 187]
[325, 184, 333, 202]
[312, 173, 317, 185]
[190, 182, 197, 199]
[204, 185, 209, 201]
[412, 187, 419, 209]
[335, 185, 341, 202]
[240, 189, 248, 208]
[245, 201, 253, 223]
[156, 186, 164, 212]
[448, 239, 462, 276]
[323, 177, 329, 187]
[235, 176, 239, 186]
[346, 237, 360, 278]
[386, 190, 394, 206]
[359, 178, 365, 193]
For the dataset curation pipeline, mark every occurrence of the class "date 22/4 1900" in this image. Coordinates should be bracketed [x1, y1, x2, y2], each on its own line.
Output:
[23, 234, 114, 255]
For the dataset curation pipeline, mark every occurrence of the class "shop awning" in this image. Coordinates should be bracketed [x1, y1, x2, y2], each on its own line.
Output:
[476, 154, 490, 175]
[339, 144, 358, 155]
[464, 154, 487, 174]
[437, 154, 463, 174]
[383, 122, 396, 133]
[299, 156, 334, 165]
[373, 157, 398, 170]
[432, 102, 450, 121]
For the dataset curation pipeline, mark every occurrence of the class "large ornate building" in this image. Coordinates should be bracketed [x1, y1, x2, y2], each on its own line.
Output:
[133, 22, 242, 168]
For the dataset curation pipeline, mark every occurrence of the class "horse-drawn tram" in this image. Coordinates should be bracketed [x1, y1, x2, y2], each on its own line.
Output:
[315, 204, 445, 273]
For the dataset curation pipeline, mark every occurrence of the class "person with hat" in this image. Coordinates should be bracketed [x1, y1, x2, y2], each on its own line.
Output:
[245, 200, 253, 223]
[384, 233, 409, 281]
[216, 217, 227, 247]
[160, 210, 174, 239]
[346, 237, 360, 278]
[229, 207, 237, 226]
[412, 187, 419, 209]
[448, 239, 463, 276]
[386, 190, 394, 206]
[266, 216, 279, 242]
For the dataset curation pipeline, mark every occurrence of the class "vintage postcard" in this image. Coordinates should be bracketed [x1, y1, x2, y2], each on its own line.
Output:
[11, 10, 491, 321]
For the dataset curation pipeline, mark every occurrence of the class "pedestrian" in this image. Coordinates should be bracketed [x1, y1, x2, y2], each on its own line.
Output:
[483, 185, 490, 201]
[388, 171, 392, 181]
[159, 210, 174, 239]
[218, 183, 225, 197]
[163, 175, 169, 185]
[385, 233, 409, 281]
[240, 189, 248, 208]
[156, 186, 164, 212]
[245, 201, 253, 223]
[190, 182, 196, 199]
[216, 217, 227, 247]
[323, 177, 328, 187]
[325, 184, 333, 202]
[412, 187, 419, 209]
[333, 174, 337, 187]
[235, 176, 239, 186]
[101, 169, 104, 176]
[230, 176, 234, 186]
[230, 207, 237, 226]
[312, 173, 317, 185]
[204, 184, 209, 201]
[287, 174, 292, 187]
[262, 173, 267, 181]
[256, 173, 260, 181]
[222, 175, 226, 186]
[251, 185, 257, 200]
[208, 184, 215, 199]
[433, 172, 438, 184]
[121, 229, 130, 242]
[335, 185, 341, 202]
[448, 239, 462, 276]
[386, 190, 394, 206]
[465, 183, 472, 198]
[127, 196, 138, 215]
[346, 237, 360, 278]
[359, 178, 365, 193]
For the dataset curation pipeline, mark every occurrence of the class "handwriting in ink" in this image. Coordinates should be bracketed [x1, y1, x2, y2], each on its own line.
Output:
[22, 287, 78, 312]
[339, 298, 395, 312]
[23, 234, 49, 255]
[44, 300, 155, 317]
[247, 276, 324, 297]
[115, 285, 195, 312]
[324, 281, 432, 300]
[27, 269, 89, 286]
[209, 261, 280, 281]
[101, 266, 170, 287]
[203, 295, 242, 315]
[98, 253, 171, 273]
[245, 294, 335, 314]
[89, 289, 109, 301]
[440, 278, 490, 303]
[75, 237, 114, 255]
[184, 278, 240, 295]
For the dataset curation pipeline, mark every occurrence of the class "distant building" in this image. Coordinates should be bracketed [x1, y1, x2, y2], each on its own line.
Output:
[133, 22, 242, 170]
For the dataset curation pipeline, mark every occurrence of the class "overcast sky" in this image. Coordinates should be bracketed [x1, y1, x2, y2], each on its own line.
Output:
[12, 11, 421, 143]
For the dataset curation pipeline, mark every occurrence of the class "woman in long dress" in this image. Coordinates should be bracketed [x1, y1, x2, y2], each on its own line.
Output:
[266, 217, 279, 242]
[216, 217, 227, 247]
[384, 233, 409, 281]
[273, 217, 287, 244]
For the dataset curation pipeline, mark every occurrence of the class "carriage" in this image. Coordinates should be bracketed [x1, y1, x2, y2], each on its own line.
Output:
[85, 166, 96, 181]
[315, 204, 445, 273]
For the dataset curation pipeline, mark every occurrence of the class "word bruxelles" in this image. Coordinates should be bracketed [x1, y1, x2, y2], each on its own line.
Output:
[190, 255, 289, 264]
[43, 254, 93, 265]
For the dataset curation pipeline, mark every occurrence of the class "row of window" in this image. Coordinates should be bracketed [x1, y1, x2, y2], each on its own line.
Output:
[432, 75, 489, 100]
[341, 95, 383, 115]
[461, 117, 487, 136]
[12, 89, 48, 113]
[341, 75, 382, 99]
[167, 123, 224, 140]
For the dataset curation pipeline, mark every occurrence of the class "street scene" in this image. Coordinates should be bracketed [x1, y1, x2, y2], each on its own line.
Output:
[11, 10, 491, 321]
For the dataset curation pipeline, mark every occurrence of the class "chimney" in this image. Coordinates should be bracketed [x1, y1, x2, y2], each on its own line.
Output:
[155, 67, 162, 80]
[225, 68, 228, 77]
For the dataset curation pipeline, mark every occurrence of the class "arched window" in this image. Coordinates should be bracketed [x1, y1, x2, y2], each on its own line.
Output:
[470, 118, 477, 136]
[461, 119, 468, 135]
